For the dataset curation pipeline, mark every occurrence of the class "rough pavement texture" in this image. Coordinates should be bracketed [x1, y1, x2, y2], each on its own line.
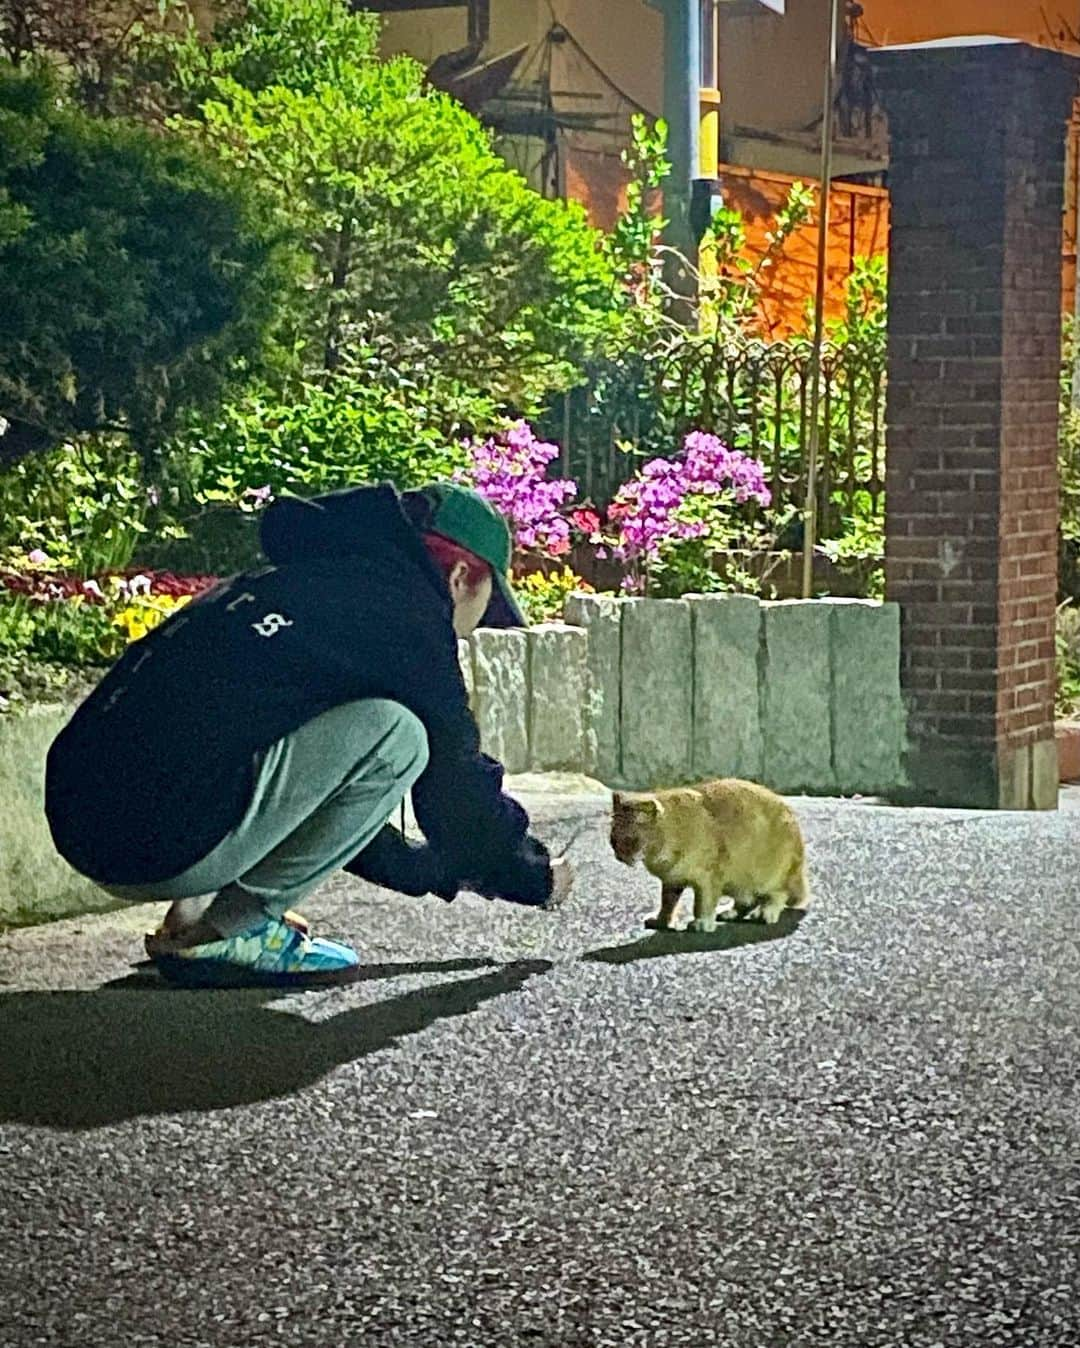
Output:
[2, 783, 1080, 1348]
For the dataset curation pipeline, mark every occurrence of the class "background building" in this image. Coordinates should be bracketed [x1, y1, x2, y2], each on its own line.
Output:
[362, 1, 1080, 330]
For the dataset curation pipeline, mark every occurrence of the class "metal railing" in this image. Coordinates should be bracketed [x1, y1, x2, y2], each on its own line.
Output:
[554, 336, 887, 539]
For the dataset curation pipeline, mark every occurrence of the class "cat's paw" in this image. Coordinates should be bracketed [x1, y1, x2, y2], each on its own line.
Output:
[688, 917, 717, 934]
[644, 915, 677, 931]
[718, 907, 741, 922]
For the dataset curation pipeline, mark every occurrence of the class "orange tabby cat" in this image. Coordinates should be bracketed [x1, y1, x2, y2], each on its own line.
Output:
[610, 778, 810, 932]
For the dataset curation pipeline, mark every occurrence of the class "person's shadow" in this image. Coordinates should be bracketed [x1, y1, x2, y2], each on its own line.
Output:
[0, 957, 550, 1130]
[582, 910, 805, 965]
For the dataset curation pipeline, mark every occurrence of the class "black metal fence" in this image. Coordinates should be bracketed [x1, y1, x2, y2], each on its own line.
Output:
[555, 336, 887, 540]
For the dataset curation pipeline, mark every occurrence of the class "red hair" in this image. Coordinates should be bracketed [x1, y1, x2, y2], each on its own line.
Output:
[422, 531, 491, 590]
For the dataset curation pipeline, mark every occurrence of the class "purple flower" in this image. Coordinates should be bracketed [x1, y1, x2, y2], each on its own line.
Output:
[607, 430, 771, 564]
[456, 421, 579, 559]
[26, 549, 49, 565]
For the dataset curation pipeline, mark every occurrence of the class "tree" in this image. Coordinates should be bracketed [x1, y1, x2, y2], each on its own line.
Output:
[156, 0, 616, 410]
[0, 0, 619, 522]
[0, 63, 295, 465]
[0, 0, 201, 114]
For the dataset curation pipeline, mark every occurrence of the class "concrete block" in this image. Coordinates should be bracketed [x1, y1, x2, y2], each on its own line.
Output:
[998, 740, 1032, 812]
[564, 593, 622, 783]
[0, 706, 119, 927]
[688, 594, 763, 781]
[829, 600, 904, 795]
[761, 600, 835, 794]
[620, 598, 693, 788]
[470, 628, 529, 774]
[1030, 737, 1059, 811]
[527, 623, 589, 772]
[457, 638, 476, 715]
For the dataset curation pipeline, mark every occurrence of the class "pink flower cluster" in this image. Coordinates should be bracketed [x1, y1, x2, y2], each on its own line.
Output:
[457, 422, 579, 558]
[607, 431, 772, 562]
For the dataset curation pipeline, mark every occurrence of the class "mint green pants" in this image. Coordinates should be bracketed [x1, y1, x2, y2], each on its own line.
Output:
[105, 699, 429, 937]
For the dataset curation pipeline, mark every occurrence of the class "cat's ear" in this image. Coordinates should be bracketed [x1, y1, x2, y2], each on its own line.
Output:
[634, 795, 660, 818]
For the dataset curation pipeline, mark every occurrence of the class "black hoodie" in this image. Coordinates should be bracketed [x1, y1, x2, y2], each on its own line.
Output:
[44, 485, 552, 905]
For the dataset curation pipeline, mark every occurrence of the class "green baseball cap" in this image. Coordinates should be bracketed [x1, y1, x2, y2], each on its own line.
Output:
[406, 481, 526, 628]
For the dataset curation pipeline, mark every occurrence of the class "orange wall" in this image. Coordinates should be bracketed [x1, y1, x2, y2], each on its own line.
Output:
[856, 1, 1080, 50]
[567, 131, 1079, 337]
[718, 138, 1080, 336]
[564, 150, 889, 337]
[715, 167, 889, 337]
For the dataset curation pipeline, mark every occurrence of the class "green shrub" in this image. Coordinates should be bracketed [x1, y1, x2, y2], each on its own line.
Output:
[175, 359, 488, 504]
[0, 436, 164, 576]
[0, 594, 110, 712]
[162, 0, 616, 410]
[1056, 600, 1080, 718]
[0, 61, 294, 467]
[138, 338, 501, 572]
[0, 592, 119, 666]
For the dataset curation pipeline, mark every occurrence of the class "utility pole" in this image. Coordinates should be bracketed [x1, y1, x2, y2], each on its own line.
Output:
[801, 0, 841, 599]
[647, 0, 703, 303]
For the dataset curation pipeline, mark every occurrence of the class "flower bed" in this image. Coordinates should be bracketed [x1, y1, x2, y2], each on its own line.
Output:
[454, 419, 792, 612]
[1, 565, 217, 602]
[0, 417, 834, 708]
[0, 565, 218, 712]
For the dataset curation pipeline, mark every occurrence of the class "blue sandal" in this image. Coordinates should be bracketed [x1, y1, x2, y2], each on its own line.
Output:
[150, 915, 361, 989]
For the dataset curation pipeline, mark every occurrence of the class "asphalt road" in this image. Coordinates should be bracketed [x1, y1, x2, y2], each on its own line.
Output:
[1, 780, 1079, 1348]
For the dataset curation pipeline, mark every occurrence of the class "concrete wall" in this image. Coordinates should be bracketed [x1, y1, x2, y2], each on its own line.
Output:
[0, 707, 123, 928]
[466, 594, 906, 796]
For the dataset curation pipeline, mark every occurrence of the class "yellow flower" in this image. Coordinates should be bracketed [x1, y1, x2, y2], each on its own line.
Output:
[513, 566, 593, 622]
[112, 608, 147, 642]
[110, 591, 193, 644]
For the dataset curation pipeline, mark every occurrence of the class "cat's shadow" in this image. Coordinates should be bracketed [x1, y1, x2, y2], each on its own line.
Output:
[582, 911, 805, 965]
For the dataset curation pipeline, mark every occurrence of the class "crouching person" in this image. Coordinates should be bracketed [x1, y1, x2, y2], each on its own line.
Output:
[44, 482, 571, 989]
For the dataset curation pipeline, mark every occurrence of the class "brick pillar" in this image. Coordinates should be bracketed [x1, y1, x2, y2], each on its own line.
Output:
[871, 41, 1078, 809]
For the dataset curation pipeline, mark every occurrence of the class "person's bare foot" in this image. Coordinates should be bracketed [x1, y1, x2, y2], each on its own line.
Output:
[162, 895, 213, 936]
[145, 915, 225, 959]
